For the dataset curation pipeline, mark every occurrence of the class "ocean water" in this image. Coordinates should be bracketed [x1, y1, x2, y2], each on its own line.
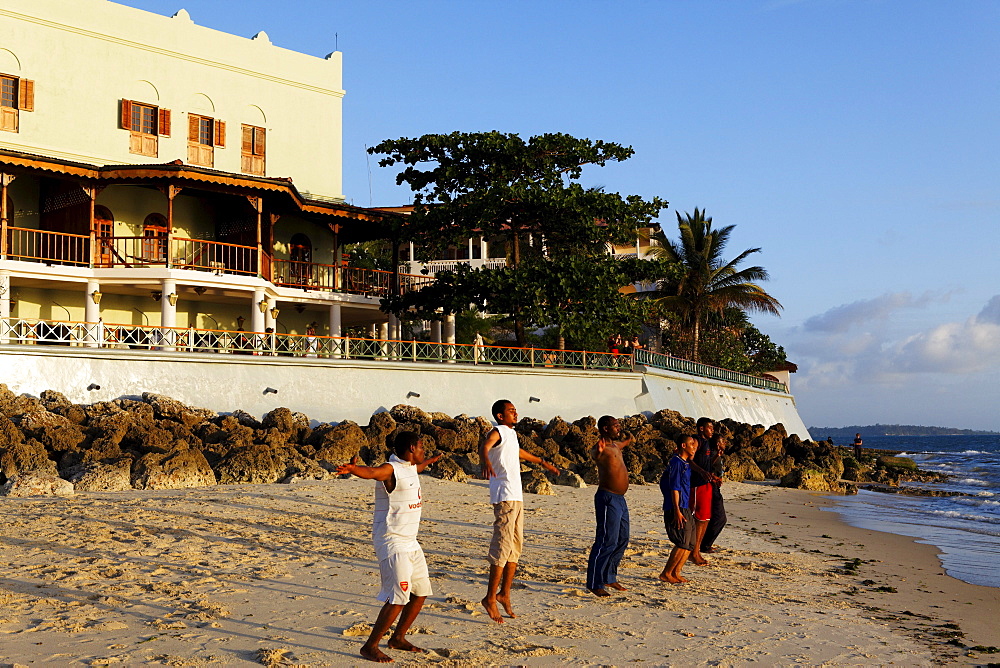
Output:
[823, 435, 1000, 588]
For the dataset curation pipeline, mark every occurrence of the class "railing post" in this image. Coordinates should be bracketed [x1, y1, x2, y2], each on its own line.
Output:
[530, 347, 535, 368]
[582, 350, 587, 370]
[411, 339, 417, 362]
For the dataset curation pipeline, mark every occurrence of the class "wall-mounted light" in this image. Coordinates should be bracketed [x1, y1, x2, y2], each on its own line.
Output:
[90, 290, 102, 304]
[264, 387, 278, 394]
[406, 391, 420, 398]
[167, 293, 178, 306]
[151, 291, 162, 302]
[294, 304, 306, 314]
[258, 298, 269, 313]
[269, 307, 280, 319]
[237, 315, 246, 329]
[193, 286, 207, 296]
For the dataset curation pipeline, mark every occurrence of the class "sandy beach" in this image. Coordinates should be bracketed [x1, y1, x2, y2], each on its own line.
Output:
[1, 477, 997, 667]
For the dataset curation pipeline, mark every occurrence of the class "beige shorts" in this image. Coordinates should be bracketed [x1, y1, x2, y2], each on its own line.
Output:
[488, 500, 524, 566]
[377, 549, 432, 605]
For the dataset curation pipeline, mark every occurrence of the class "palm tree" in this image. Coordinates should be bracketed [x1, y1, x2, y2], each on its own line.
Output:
[651, 208, 781, 362]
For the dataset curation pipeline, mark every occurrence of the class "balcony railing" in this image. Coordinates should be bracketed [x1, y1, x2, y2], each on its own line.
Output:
[275, 260, 434, 297]
[0, 316, 790, 393]
[2, 230, 434, 296]
[6, 227, 89, 267]
[400, 258, 508, 275]
[634, 349, 788, 393]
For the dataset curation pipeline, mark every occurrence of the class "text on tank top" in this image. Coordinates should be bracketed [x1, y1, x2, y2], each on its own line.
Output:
[373, 454, 422, 560]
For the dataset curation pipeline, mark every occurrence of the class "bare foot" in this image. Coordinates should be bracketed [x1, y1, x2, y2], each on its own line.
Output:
[360, 645, 394, 663]
[673, 575, 689, 583]
[496, 594, 517, 618]
[658, 572, 673, 583]
[481, 596, 504, 624]
[692, 556, 709, 565]
[703, 546, 716, 553]
[387, 638, 424, 653]
[588, 587, 611, 597]
[606, 582, 627, 591]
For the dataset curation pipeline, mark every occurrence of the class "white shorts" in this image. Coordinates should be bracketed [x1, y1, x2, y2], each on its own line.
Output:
[377, 549, 432, 605]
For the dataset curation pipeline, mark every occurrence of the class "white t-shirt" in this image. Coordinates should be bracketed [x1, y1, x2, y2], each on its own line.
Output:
[487, 424, 523, 504]
[372, 454, 422, 560]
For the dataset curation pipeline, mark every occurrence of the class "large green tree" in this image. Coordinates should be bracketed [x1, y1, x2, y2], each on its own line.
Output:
[369, 131, 668, 345]
[652, 208, 782, 362]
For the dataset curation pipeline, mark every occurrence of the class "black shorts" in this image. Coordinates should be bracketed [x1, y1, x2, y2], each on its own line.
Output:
[664, 507, 696, 551]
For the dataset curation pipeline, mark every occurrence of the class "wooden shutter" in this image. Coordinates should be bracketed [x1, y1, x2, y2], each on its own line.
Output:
[242, 124, 253, 153]
[120, 99, 132, 130]
[214, 119, 225, 147]
[17, 79, 34, 112]
[188, 114, 199, 142]
[253, 127, 265, 156]
[158, 108, 171, 136]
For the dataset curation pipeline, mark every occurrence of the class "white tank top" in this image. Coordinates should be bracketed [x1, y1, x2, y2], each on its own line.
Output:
[372, 454, 422, 560]
[487, 424, 523, 504]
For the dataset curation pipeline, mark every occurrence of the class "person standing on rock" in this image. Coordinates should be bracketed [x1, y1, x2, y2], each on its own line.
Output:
[335, 431, 441, 663]
[586, 415, 635, 597]
[659, 435, 699, 583]
[690, 417, 722, 565]
[853, 433, 864, 460]
[479, 399, 560, 624]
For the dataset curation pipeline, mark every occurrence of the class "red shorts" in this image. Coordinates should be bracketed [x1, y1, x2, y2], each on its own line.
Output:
[692, 484, 712, 521]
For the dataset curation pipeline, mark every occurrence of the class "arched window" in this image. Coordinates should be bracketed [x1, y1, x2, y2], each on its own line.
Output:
[142, 213, 168, 263]
[289, 233, 312, 285]
[94, 206, 114, 266]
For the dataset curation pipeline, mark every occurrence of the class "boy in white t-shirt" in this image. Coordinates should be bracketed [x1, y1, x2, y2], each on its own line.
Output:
[336, 432, 441, 662]
[479, 399, 559, 624]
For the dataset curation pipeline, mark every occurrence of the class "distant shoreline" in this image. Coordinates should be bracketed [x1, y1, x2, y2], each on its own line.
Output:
[811, 425, 999, 438]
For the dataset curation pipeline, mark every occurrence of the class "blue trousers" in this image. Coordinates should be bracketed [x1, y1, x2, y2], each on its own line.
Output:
[586, 488, 630, 590]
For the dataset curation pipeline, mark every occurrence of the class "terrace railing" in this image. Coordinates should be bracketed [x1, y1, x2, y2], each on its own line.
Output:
[3, 231, 435, 295]
[634, 349, 788, 393]
[0, 317, 789, 392]
[6, 227, 89, 266]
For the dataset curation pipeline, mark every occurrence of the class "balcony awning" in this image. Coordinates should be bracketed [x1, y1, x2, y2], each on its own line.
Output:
[0, 148, 401, 241]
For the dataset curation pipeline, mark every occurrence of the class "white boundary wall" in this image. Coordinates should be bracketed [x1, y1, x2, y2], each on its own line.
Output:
[0, 347, 811, 438]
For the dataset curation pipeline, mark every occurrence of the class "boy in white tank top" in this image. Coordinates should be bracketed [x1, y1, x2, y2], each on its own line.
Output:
[336, 431, 441, 663]
[479, 399, 560, 624]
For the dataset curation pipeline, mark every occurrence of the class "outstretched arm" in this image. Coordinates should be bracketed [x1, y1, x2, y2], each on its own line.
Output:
[519, 448, 560, 475]
[479, 428, 501, 479]
[619, 433, 635, 449]
[335, 456, 393, 481]
[416, 453, 442, 473]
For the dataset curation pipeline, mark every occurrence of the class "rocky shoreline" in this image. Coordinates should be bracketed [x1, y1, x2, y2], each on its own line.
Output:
[0, 384, 942, 498]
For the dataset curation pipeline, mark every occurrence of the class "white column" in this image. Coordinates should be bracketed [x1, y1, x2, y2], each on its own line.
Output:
[329, 302, 342, 358]
[379, 320, 389, 359]
[0, 270, 10, 345]
[161, 278, 177, 351]
[408, 241, 417, 274]
[480, 237, 488, 262]
[388, 313, 398, 341]
[85, 279, 101, 347]
[444, 313, 456, 363]
[251, 287, 266, 334]
[432, 320, 442, 343]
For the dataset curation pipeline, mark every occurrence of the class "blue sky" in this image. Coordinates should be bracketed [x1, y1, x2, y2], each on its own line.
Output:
[117, 0, 1000, 431]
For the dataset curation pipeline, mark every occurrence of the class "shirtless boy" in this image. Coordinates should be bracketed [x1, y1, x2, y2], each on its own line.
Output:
[480, 399, 560, 624]
[659, 435, 699, 583]
[336, 432, 441, 663]
[586, 415, 635, 597]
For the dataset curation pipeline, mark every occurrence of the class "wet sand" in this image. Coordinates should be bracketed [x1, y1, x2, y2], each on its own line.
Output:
[0, 477, 996, 666]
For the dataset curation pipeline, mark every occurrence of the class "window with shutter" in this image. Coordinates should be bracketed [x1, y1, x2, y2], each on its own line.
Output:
[124, 99, 160, 157]
[0, 74, 32, 133]
[187, 113, 215, 167]
[241, 124, 265, 175]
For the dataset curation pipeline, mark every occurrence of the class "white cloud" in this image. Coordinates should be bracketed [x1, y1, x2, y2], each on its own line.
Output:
[802, 291, 953, 333]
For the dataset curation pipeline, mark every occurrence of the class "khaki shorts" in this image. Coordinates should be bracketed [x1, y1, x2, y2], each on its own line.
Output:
[488, 500, 524, 566]
[378, 549, 432, 605]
